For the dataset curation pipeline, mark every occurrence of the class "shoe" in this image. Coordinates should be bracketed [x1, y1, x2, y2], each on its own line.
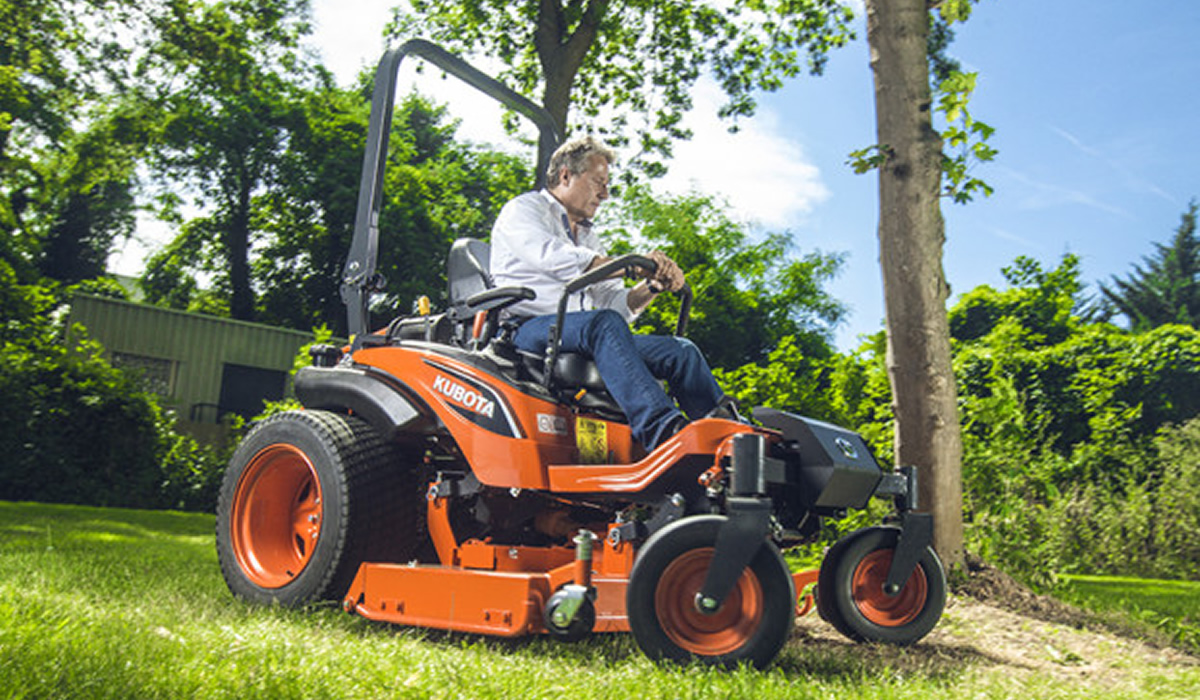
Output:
[649, 414, 689, 449]
[705, 395, 746, 423]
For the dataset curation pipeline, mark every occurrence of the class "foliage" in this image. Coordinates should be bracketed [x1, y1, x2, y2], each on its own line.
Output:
[948, 254, 1200, 583]
[0, 263, 225, 511]
[849, 0, 995, 205]
[936, 70, 997, 204]
[950, 254, 1084, 346]
[255, 88, 531, 335]
[142, 69, 530, 336]
[136, 0, 312, 321]
[389, 0, 854, 176]
[1099, 201, 1200, 332]
[1, 0, 146, 284]
[956, 301, 1200, 455]
[606, 184, 845, 370]
[961, 414, 1200, 586]
[34, 102, 148, 284]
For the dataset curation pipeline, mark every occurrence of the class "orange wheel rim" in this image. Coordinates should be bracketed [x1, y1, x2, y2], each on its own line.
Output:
[654, 548, 763, 656]
[851, 549, 927, 627]
[230, 444, 323, 588]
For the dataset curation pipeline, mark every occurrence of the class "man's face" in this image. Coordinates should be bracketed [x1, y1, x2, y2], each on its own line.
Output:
[554, 155, 610, 223]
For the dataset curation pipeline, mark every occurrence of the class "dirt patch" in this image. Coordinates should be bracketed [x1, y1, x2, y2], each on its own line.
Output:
[953, 552, 1095, 629]
[793, 553, 1197, 688]
[792, 594, 1196, 688]
[785, 554, 1198, 690]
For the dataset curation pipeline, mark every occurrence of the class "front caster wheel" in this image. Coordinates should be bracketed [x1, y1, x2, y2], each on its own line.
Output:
[818, 526, 946, 645]
[544, 587, 596, 643]
[626, 516, 795, 669]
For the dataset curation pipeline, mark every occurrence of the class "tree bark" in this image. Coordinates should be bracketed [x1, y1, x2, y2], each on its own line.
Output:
[227, 175, 255, 322]
[865, 0, 964, 567]
[534, 0, 609, 168]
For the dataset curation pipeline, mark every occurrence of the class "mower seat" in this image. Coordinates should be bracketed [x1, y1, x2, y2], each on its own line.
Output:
[446, 238, 535, 348]
[446, 238, 620, 415]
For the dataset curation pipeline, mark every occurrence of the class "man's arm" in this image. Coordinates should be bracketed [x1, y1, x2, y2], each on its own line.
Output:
[626, 280, 662, 315]
[586, 250, 684, 316]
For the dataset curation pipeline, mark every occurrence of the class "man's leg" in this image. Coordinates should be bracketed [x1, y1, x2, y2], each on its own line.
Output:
[631, 335, 724, 419]
[513, 310, 683, 447]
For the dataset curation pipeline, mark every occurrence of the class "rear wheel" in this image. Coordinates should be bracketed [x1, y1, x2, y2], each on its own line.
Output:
[818, 526, 946, 645]
[626, 516, 795, 669]
[216, 410, 422, 605]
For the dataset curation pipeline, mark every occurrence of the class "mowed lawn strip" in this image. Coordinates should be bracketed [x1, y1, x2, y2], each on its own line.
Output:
[1055, 574, 1200, 651]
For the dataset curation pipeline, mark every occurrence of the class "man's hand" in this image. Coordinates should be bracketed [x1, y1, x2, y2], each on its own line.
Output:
[646, 250, 685, 293]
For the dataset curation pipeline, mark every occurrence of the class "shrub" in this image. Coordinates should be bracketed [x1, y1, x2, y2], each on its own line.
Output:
[0, 265, 226, 511]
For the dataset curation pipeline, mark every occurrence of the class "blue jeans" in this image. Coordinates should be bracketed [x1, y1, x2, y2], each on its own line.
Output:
[513, 310, 723, 448]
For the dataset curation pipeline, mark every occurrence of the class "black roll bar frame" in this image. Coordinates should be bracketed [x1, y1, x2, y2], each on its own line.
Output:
[340, 39, 563, 339]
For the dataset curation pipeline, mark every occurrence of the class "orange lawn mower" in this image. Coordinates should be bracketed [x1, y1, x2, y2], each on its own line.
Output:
[214, 40, 947, 669]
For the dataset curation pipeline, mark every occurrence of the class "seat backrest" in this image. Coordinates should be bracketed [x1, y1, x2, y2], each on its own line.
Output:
[444, 238, 620, 416]
[447, 238, 494, 305]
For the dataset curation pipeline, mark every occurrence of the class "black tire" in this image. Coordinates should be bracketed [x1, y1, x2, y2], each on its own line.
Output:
[626, 516, 795, 669]
[544, 590, 596, 643]
[815, 530, 857, 627]
[818, 526, 946, 645]
[215, 410, 423, 606]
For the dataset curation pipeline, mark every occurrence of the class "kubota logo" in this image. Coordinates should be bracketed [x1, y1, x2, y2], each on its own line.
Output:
[432, 374, 495, 419]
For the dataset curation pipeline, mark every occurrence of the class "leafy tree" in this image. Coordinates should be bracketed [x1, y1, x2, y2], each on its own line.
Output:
[605, 184, 845, 369]
[948, 254, 1200, 581]
[140, 216, 233, 316]
[1099, 201, 1200, 332]
[950, 254, 1084, 346]
[953, 252, 1200, 462]
[36, 104, 146, 284]
[389, 0, 854, 175]
[1, 0, 143, 282]
[138, 0, 311, 321]
[252, 84, 531, 335]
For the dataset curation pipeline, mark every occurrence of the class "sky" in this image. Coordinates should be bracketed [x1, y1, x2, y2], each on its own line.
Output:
[112, 0, 1200, 351]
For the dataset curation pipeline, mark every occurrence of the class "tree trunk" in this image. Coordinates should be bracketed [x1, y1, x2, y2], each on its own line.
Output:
[533, 0, 609, 170]
[865, 0, 964, 567]
[227, 179, 255, 321]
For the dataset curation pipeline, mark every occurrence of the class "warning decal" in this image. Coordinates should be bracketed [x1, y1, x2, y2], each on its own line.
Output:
[576, 417, 608, 464]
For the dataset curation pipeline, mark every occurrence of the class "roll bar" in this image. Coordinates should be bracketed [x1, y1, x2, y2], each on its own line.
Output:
[341, 40, 564, 340]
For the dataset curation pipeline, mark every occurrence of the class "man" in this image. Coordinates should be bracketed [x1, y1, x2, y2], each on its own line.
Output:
[490, 135, 730, 449]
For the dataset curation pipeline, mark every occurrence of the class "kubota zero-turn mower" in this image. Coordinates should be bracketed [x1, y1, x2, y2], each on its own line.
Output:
[215, 41, 947, 669]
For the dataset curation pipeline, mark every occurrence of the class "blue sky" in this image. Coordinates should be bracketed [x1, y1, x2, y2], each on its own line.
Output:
[116, 1, 1199, 351]
[762, 0, 1200, 348]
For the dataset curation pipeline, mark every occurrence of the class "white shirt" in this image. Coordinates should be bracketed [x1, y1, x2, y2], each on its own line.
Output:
[490, 189, 634, 322]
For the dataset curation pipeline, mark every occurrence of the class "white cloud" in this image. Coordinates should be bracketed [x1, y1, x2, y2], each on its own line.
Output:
[652, 78, 829, 230]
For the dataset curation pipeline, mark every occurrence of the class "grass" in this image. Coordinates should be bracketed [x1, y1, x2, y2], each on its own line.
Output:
[1, 500, 1198, 699]
[1054, 574, 1200, 652]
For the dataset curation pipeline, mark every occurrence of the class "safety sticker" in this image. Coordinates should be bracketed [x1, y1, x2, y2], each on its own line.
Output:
[576, 417, 608, 464]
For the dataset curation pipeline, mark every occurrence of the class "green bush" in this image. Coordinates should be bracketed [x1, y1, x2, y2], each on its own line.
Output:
[963, 410, 1200, 584]
[0, 264, 226, 511]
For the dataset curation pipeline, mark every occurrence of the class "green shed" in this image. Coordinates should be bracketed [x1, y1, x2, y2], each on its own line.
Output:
[67, 295, 314, 444]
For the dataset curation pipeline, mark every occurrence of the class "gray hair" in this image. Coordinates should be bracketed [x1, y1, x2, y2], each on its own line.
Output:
[546, 135, 615, 185]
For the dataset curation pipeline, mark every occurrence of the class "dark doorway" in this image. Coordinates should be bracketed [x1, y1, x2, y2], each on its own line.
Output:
[219, 363, 287, 419]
